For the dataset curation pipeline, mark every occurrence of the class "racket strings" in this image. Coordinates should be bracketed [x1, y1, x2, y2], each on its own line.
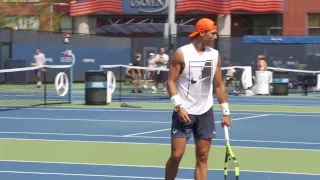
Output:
[227, 156, 237, 179]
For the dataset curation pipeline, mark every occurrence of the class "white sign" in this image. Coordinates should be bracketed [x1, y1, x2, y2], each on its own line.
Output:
[55, 72, 69, 97]
[82, 59, 95, 63]
[60, 56, 73, 63]
[46, 58, 53, 63]
[130, 0, 169, 13]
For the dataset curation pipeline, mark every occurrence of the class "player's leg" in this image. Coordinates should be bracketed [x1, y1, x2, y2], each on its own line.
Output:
[162, 71, 168, 94]
[193, 108, 216, 180]
[165, 111, 195, 180]
[34, 69, 42, 88]
[134, 72, 142, 93]
[131, 73, 137, 93]
[143, 71, 150, 89]
[152, 71, 160, 93]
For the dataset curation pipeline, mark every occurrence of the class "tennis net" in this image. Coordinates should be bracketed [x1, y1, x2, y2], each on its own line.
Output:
[266, 67, 320, 94]
[100, 64, 253, 102]
[0, 65, 72, 111]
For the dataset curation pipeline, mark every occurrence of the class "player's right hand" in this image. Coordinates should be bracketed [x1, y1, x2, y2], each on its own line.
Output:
[177, 108, 192, 125]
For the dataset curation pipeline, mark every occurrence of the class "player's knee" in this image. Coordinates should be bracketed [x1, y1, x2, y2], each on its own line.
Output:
[196, 150, 209, 164]
[170, 150, 184, 163]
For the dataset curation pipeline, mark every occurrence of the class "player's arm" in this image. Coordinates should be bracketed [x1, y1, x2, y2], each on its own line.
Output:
[137, 68, 142, 78]
[42, 54, 47, 70]
[213, 56, 230, 116]
[168, 49, 191, 123]
[162, 55, 169, 65]
[126, 68, 132, 76]
[43, 56, 46, 66]
[167, 49, 184, 108]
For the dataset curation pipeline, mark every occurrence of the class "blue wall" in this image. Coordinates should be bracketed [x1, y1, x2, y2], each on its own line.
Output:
[12, 43, 131, 72]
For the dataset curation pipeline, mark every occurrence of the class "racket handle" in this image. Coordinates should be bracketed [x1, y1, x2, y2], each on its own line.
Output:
[224, 126, 230, 141]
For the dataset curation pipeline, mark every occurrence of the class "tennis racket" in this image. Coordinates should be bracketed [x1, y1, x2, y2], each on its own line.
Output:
[223, 126, 240, 179]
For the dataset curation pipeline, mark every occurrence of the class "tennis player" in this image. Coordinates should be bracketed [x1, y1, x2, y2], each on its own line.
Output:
[165, 18, 231, 180]
[33, 48, 46, 88]
[152, 48, 169, 94]
[131, 53, 143, 93]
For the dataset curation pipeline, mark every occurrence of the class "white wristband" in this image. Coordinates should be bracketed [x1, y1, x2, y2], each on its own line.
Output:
[221, 103, 230, 115]
[170, 95, 182, 106]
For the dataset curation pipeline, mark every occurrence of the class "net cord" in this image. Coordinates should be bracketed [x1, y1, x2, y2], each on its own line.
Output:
[100, 64, 249, 72]
[0, 64, 73, 73]
[267, 67, 320, 74]
[0, 64, 74, 105]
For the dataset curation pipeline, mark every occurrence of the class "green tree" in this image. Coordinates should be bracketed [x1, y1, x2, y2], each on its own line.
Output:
[0, 0, 68, 32]
[37, 0, 68, 32]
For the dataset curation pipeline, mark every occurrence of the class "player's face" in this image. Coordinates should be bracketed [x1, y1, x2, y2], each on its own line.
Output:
[160, 48, 165, 54]
[35, 49, 40, 55]
[200, 30, 217, 46]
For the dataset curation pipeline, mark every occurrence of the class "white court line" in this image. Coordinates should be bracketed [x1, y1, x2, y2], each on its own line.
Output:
[1, 160, 320, 176]
[0, 117, 170, 124]
[1, 132, 320, 145]
[130, 136, 320, 145]
[0, 132, 128, 137]
[16, 107, 320, 114]
[1, 137, 319, 152]
[0, 170, 192, 180]
[123, 114, 270, 137]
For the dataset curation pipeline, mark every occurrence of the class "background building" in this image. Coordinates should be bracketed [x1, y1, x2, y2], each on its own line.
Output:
[0, 0, 319, 77]
[0, 0, 319, 36]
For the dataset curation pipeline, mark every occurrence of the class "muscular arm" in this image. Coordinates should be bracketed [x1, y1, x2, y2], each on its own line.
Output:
[213, 56, 228, 104]
[167, 49, 184, 97]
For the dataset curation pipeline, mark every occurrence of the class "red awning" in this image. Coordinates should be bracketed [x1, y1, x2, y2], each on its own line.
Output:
[70, 0, 283, 16]
[70, 0, 122, 16]
[176, 0, 283, 14]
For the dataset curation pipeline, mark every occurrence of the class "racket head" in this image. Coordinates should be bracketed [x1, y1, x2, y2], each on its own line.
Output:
[224, 141, 240, 180]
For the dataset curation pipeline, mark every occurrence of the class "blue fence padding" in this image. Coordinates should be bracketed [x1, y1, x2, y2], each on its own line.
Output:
[243, 36, 320, 44]
[12, 43, 131, 72]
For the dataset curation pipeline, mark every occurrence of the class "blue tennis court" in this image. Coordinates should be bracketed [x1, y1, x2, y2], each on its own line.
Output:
[0, 102, 319, 180]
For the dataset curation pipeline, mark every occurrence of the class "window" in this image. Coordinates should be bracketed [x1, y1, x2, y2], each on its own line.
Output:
[308, 14, 320, 35]
[60, 15, 72, 33]
[237, 14, 282, 36]
[5, 16, 39, 31]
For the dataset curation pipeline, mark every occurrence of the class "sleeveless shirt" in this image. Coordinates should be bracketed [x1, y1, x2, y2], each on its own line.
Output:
[176, 43, 219, 115]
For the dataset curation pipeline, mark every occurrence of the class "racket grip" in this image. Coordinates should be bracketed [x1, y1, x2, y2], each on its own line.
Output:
[224, 126, 230, 141]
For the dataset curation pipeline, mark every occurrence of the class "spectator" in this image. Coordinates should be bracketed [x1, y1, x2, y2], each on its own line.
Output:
[257, 55, 267, 71]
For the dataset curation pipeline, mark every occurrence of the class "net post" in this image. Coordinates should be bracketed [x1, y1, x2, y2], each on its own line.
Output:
[44, 66, 47, 107]
[119, 66, 122, 102]
[69, 66, 73, 104]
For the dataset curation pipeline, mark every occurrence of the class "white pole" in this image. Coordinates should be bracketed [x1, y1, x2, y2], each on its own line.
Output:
[167, 0, 177, 63]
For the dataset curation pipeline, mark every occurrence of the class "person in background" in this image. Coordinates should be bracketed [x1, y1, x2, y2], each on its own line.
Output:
[32, 48, 46, 88]
[153, 48, 169, 94]
[224, 64, 237, 87]
[257, 55, 267, 71]
[131, 53, 143, 93]
[125, 63, 134, 85]
[143, 53, 157, 90]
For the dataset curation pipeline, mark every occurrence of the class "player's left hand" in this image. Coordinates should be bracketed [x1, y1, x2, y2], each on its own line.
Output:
[221, 115, 231, 127]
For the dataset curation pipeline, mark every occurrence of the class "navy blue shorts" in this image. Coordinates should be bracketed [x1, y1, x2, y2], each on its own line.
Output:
[34, 68, 41, 75]
[171, 108, 216, 139]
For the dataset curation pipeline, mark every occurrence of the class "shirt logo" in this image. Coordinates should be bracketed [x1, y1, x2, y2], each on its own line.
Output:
[191, 78, 197, 84]
[190, 77, 210, 84]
